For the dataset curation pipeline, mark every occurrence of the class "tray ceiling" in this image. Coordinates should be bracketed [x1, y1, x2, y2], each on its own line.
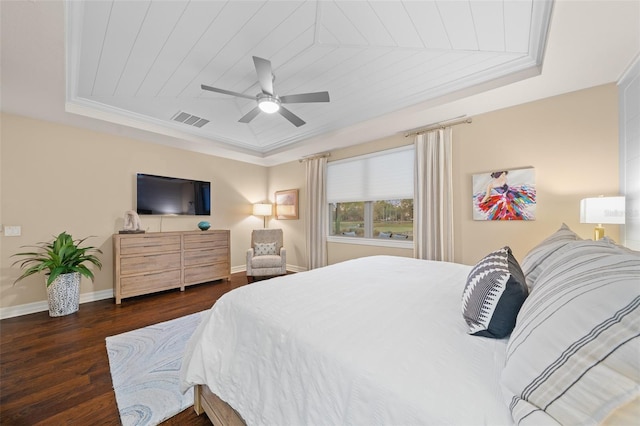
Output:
[66, 0, 553, 157]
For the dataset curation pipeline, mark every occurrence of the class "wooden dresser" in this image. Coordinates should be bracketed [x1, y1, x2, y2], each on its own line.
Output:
[113, 230, 230, 304]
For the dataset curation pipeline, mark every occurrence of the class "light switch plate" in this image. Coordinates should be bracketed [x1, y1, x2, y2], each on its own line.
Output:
[4, 226, 21, 236]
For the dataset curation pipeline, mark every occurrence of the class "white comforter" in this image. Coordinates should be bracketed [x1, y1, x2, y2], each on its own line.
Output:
[180, 255, 513, 425]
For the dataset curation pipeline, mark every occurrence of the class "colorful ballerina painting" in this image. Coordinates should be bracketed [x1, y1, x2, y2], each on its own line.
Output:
[473, 168, 536, 220]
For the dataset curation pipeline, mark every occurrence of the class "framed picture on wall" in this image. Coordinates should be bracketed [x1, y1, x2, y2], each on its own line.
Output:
[275, 189, 299, 220]
[472, 167, 536, 220]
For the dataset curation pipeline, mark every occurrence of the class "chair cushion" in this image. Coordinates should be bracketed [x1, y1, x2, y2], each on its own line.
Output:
[251, 255, 283, 269]
[254, 242, 277, 256]
[252, 229, 283, 253]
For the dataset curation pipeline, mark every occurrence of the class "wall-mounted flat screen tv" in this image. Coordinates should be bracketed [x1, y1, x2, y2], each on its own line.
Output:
[136, 173, 211, 216]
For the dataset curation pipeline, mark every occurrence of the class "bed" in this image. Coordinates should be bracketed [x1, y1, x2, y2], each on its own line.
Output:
[180, 225, 640, 425]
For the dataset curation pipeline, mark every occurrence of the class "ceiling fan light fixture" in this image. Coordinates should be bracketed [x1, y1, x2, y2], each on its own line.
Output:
[258, 97, 280, 114]
[201, 56, 329, 126]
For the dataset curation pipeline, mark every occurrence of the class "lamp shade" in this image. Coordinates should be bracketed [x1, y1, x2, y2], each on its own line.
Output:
[580, 196, 625, 224]
[253, 203, 273, 216]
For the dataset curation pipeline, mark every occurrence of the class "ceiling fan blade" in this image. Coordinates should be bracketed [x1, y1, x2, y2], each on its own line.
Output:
[238, 106, 261, 123]
[280, 91, 330, 104]
[278, 106, 305, 127]
[201, 84, 255, 100]
[253, 56, 274, 96]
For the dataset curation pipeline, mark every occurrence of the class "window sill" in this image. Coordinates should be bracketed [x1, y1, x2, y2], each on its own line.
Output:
[327, 235, 414, 249]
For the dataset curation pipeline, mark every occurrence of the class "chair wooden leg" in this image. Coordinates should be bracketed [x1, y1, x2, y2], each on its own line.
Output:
[247, 275, 254, 283]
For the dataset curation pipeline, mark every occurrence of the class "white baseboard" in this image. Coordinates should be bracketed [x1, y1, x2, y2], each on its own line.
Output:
[232, 264, 307, 274]
[82, 289, 114, 303]
[1, 266, 308, 320]
[0, 289, 114, 320]
[230, 265, 247, 274]
[286, 264, 308, 273]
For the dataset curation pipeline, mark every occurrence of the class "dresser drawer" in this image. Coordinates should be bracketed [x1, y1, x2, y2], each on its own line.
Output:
[184, 262, 229, 285]
[120, 269, 181, 296]
[120, 252, 181, 275]
[183, 232, 228, 250]
[119, 235, 181, 255]
[183, 247, 228, 267]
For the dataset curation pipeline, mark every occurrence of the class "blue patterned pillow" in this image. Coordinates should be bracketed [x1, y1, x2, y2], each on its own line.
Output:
[462, 247, 528, 338]
[254, 242, 276, 256]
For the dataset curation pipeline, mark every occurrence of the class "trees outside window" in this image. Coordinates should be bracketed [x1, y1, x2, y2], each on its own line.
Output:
[331, 199, 413, 240]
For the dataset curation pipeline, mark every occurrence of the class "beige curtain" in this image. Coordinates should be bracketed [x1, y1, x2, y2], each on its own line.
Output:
[414, 128, 454, 261]
[305, 156, 328, 269]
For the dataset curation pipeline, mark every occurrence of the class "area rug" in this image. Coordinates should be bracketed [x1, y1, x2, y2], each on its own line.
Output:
[106, 311, 205, 426]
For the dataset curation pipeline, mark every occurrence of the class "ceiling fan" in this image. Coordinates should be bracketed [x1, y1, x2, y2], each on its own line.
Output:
[201, 56, 330, 127]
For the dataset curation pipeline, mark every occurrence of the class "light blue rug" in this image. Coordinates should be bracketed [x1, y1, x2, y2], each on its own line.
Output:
[106, 311, 205, 426]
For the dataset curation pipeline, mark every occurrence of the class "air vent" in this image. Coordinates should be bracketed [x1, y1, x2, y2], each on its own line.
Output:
[171, 111, 209, 128]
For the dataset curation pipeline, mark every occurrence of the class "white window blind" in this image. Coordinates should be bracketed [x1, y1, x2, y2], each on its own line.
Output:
[327, 146, 414, 203]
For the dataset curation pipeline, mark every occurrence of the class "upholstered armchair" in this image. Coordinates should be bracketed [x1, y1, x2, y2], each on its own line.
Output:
[246, 229, 287, 282]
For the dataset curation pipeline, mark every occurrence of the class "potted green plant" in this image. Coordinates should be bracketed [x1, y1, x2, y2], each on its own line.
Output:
[12, 231, 103, 317]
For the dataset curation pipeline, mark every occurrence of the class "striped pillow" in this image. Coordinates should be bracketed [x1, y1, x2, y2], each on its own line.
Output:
[462, 247, 528, 338]
[501, 240, 640, 425]
[520, 223, 582, 289]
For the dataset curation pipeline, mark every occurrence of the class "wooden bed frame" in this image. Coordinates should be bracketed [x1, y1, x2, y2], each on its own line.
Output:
[193, 384, 640, 426]
[194, 384, 246, 426]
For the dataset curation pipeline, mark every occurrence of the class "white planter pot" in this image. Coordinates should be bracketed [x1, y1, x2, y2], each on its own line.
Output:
[46, 272, 80, 317]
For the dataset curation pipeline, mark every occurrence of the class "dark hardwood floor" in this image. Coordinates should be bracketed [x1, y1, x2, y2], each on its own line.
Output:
[0, 273, 252, 425]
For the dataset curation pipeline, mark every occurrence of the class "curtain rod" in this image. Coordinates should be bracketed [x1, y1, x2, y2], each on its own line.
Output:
[299, 152, 331, 163]
[404, 116, 472, 137]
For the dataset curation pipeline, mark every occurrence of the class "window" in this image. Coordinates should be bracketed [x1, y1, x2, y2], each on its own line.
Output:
[372, 199, 414, 239]
[327, 147, 414, 244]
[330, 202, 364, 236]
[330, 199, 414, 239]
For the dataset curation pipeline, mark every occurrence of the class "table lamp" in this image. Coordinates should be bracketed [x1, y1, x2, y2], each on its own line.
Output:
[579, 196, 625, 240]
[253, 203, 273, 228]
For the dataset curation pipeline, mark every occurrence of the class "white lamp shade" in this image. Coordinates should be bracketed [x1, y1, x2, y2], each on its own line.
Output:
[580, 196, 625, 224]
[253, 203, 273, 216]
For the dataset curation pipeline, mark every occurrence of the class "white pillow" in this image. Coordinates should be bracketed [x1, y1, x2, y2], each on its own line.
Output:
[501, 240, 640, 425]
[520, 223, 582, 289]
[254, 242, 277, 256]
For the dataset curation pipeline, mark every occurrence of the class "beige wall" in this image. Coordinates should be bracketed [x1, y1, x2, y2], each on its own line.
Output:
[266, 160, 307, 270]
[0, 83, 620, 314]
[454, 83, 619, 264]
[0, 113, 267, 310]
[322, 84, 620, 265]
[328, 243, 413, 265]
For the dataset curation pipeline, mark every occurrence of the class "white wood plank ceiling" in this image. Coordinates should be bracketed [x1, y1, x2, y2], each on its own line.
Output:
[66, 0, 553, 157]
